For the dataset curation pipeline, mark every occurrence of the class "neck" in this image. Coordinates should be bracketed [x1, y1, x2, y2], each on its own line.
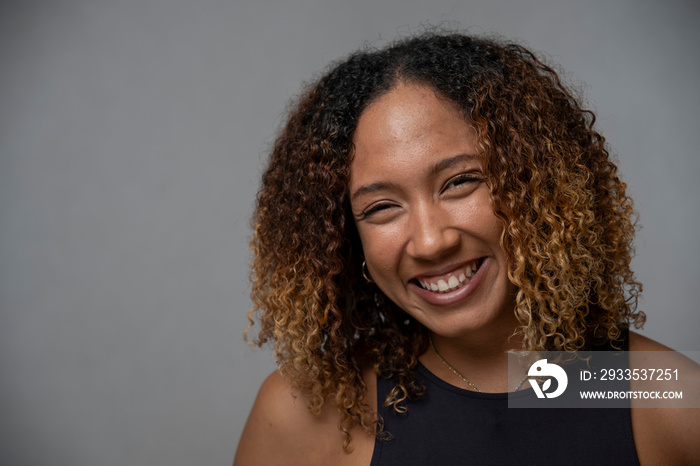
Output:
[420, 317, 524, 392]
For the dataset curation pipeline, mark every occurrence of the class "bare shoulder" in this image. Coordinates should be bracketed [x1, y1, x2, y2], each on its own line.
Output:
[628, 331, 674, 351]
[233, 369, 377, 466]
[233, 371, 338, 466]
[628, 331, 700, 465]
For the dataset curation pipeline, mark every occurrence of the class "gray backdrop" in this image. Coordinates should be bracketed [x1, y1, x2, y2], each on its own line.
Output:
[1, 0, 698, 464]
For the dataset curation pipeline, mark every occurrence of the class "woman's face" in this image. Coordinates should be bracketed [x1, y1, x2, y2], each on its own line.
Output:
[349, 83, 518, 339]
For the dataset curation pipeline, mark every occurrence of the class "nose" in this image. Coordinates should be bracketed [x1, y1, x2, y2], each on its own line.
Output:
[405, 204, 460, 261]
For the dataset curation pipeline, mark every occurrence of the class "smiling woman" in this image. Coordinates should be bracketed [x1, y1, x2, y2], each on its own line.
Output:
[350, 84, 518, 345]
[233, 33, 699, 465]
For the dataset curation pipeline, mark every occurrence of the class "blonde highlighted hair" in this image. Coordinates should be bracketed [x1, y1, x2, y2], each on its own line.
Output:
[247, 32, 644, 448]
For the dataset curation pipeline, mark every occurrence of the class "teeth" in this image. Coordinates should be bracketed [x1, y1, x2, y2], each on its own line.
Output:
[417, 259, 481, 293]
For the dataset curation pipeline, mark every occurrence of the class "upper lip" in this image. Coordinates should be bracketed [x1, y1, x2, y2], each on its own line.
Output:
[410, 258, 482, 282]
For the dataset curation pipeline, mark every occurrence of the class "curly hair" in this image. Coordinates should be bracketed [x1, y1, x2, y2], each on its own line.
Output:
[246, 32, 645, 448]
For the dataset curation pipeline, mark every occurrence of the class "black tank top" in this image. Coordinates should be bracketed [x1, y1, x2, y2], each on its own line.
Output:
[370, 335, 640, 465]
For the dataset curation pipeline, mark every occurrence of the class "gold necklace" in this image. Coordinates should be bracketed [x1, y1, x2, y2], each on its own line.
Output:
[429, 335, 528, 393]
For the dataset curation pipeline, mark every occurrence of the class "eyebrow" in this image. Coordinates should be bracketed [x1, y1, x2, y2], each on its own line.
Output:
[350, 153, 479, 202]
[429, 153, 479, 177]
[350, 180, 401, 203]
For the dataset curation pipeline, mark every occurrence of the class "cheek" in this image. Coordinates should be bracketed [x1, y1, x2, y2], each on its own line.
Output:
[461, 197, 503, 245]
[483, 214, 505, 245]
[357, 226, 404, 277]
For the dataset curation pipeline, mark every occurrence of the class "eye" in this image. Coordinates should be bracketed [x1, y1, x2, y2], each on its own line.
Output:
[359, 202, 396, 220]
[441, 172, 483, 193]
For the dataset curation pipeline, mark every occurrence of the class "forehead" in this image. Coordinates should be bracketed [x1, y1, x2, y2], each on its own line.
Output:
[355, 83, 470, 144]
[349, 83, 479, 187]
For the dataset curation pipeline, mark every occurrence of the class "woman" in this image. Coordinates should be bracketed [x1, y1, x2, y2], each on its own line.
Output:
[234, 33, 698, 465]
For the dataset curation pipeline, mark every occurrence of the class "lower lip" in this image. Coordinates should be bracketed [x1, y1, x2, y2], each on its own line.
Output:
[408, 259, 488, 307]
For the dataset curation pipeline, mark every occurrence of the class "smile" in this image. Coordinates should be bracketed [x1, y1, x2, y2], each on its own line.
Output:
[414, 258, 484, 293]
